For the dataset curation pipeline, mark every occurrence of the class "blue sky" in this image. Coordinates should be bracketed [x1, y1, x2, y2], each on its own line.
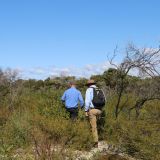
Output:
[0, 0, 160, 79]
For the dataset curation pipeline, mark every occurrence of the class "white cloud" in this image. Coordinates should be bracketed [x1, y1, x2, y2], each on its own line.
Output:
[29, 68, 46, 74]
[10, 61, 114, 80]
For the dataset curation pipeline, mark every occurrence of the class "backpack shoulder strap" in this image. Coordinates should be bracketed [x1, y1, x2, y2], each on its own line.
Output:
[89, 87, 95, 94]
[90, 87, 106, 101]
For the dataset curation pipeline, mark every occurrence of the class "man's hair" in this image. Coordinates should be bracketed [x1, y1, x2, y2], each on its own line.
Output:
[69, 80, 76, 86]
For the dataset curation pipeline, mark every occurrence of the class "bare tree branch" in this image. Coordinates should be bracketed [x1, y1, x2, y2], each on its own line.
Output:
[108, 44, 160, 118]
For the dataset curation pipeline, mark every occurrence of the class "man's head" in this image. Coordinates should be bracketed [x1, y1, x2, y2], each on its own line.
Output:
[69, 80, 76, 87]
[86, 79, 96, 87]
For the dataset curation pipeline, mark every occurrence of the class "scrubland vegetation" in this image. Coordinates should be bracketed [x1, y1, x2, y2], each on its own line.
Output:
[0, 45, 160, 160]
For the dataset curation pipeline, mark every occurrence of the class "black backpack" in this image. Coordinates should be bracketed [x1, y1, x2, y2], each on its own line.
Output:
[91, 87, 106, 109]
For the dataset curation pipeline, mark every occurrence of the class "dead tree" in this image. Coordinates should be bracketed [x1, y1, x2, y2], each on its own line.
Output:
[129, 77, 160, 119]
[108, 44, 160, 118]
[0, 68, 21, 111]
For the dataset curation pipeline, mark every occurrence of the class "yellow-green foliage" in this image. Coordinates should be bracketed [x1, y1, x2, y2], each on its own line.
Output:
[0, 76, 160, 160]
[103, 97, 160, 160]
[0, 89, 92, 159]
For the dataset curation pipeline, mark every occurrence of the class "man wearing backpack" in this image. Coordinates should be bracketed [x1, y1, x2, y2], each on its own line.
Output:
[85, 79, 105, 148]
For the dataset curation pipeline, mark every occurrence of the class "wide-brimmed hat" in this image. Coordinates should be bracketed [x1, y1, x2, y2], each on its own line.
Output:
[86, 79, 96, 86]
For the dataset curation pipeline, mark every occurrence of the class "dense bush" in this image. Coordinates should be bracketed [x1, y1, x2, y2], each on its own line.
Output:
[0, 86, 92, 159]
[0, 68, 160, 160]
[103, 97, 160, 160]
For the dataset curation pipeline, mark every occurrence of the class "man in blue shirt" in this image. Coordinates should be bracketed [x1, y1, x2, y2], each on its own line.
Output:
[61, 81, 84, 120]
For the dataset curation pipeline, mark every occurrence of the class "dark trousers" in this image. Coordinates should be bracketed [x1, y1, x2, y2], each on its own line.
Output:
[66, 108, 78, 120]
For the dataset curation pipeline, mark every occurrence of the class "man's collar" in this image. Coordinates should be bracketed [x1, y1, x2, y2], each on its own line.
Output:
[90, 85, 96, 88]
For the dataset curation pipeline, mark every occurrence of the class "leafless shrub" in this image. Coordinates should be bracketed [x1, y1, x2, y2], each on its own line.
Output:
[108, 44, 160, 118]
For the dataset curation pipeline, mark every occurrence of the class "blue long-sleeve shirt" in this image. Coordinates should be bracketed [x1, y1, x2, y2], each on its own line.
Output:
[61, 87, 84, 108]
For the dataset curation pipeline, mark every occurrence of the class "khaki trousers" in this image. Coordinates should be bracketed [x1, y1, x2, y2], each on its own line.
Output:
[88, 108, 102, 142]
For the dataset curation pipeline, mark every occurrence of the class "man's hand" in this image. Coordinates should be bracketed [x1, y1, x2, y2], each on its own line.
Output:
[81, 105, 84, 109]
[85, 111, 89, 117]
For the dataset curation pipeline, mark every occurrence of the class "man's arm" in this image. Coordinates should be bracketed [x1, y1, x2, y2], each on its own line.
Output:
[85, 88, 92, 112]
[78, 91, 84, 108]
[61, 91, 66, 103]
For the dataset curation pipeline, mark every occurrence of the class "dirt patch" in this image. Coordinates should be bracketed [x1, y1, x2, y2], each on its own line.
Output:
[97, 154, 128, 160]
